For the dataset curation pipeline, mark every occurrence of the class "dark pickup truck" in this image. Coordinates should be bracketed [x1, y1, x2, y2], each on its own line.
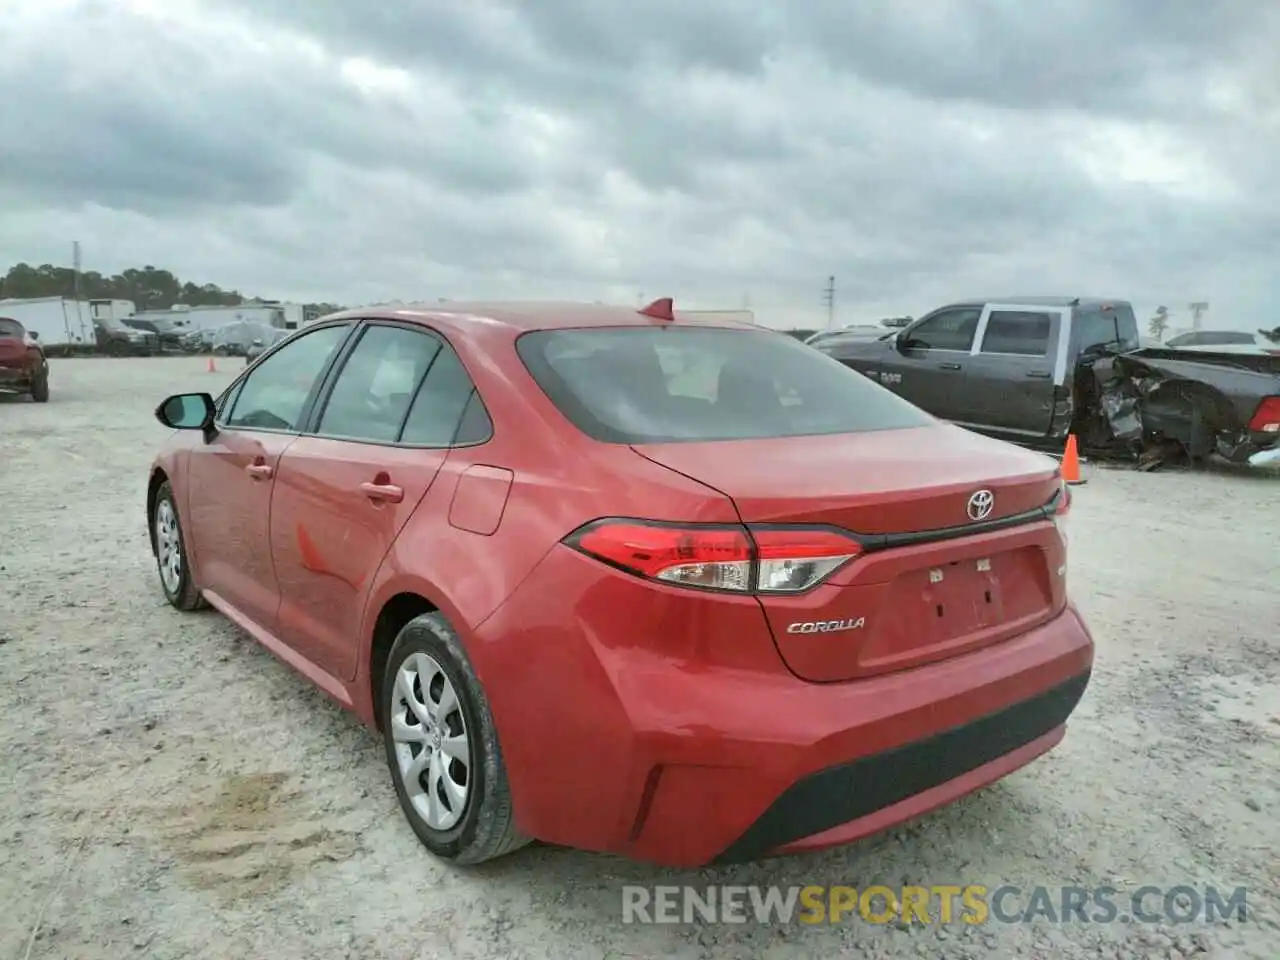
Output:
[813, 296, 1280, 466]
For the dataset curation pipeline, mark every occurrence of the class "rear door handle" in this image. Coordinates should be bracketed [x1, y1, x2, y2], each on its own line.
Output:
[938, 362, 963, 371]
[360, 481, 404, 504]
[245, 463, 273, 480]
[1024, 371, 1052, 379]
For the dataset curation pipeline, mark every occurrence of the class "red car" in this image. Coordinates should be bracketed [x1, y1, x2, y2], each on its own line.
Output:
[148, 299, 1092, 867]
[0, 317, 50, 402]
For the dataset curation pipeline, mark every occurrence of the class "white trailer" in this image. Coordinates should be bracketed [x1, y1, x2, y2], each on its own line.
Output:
[0, 297, 123, 352]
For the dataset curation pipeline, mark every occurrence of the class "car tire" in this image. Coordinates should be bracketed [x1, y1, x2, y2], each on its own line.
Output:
[381, 612, 530, 865]
[151, 481, 207, 611]
[30, 369, 49, 403]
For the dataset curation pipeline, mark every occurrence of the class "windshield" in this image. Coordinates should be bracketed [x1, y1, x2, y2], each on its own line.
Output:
[516, 326, 933, 444]
[0, 318, 23, 338]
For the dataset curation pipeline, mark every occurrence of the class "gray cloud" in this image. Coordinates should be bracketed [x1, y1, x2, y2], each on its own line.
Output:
[0, 0, 1276, 327]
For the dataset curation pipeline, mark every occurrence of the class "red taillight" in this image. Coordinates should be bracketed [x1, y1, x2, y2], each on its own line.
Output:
[1248, 396, 1280, 433]
[566, 520, 862, 594]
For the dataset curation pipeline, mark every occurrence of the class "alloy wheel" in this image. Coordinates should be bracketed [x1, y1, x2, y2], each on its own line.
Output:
[391, 652, 471, 831]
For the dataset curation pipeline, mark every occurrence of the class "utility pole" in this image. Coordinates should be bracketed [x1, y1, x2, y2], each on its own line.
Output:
[1188, 302, 1208, 331]
[821, 275, 835, 328]
[71, 240, 87, 340]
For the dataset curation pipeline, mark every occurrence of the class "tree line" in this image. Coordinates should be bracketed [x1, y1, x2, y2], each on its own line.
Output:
[0, 261, 341, 317]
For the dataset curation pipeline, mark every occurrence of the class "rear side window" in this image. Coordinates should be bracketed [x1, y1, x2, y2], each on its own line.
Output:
[516, 326, 933, 444]
[979, 311, 1053, 356]
[400, 340, 492, 446]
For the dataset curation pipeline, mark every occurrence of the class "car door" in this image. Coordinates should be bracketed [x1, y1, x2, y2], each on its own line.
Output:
[959, 305, 1065, 437]
[185, 322, 353, 632]
[269, 321, 493, 682]
[886, 306, 983, 414]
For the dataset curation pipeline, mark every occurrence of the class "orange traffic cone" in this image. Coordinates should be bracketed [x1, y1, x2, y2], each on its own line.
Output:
[1062, 434, 1086, 485]
[207, 355, 218, 373]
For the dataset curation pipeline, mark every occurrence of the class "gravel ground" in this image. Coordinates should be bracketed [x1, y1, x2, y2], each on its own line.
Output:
[1, 357, 1277, 960]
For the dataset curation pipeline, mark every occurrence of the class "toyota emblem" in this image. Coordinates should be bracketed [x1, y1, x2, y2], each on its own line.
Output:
[966, 489, 995, 521]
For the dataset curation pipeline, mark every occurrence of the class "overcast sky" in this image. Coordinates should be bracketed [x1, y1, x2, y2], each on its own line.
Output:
[1, 0, 1276, 329]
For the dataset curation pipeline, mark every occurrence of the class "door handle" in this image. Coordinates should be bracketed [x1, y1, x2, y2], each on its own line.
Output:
[1024, 371, 1052, 379]
[360, 481, 404, 503]
[938, 362, 962, 371]
[245, 462, 273, 480]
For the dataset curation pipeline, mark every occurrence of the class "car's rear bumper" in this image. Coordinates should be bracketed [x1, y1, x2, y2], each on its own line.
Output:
[0, 364, 34, 388]
[473, 551, 1095, 867]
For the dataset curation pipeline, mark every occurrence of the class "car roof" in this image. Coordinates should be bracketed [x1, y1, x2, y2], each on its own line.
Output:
[324, 301, 765, 336]
[948, 296, 1133, 309]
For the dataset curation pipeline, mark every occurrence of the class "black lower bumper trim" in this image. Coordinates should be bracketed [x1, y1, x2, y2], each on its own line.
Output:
[713, 670, 1091, 864]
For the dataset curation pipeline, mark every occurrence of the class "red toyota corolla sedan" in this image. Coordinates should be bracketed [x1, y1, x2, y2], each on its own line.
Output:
[148, 299, 1093, 867]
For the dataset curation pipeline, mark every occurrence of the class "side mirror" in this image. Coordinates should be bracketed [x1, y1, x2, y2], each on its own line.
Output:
[155, 392, 216, 431]
[893, 331, 910, 353]
[28, 330, 38, 340]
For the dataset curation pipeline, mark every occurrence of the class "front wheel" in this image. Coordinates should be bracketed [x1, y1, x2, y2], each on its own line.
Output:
[381, 612, 529, 864]
[151, 481, 207, 611]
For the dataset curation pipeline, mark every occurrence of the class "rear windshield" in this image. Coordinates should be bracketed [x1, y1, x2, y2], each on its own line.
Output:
[515, 326, 933, 443]
[0, 318, 23, 337]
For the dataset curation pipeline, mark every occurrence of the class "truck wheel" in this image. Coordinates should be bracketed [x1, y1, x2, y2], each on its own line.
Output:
[30, 370, 49, 403]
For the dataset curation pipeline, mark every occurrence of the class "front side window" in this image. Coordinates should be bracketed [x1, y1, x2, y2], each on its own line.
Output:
[906, 308, 982, 351]
[225, 324, 349, 431]
[516, 326, 932, 444]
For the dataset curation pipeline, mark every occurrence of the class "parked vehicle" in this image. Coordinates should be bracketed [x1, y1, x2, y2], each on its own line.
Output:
[211, 320, 280, 357]
[804, 318, 914, 347]
[1164, 329, 1280, 360]
[123, 317, 186, 352]
[0, 317, 50, 401]
[0, 296, 101, 354]
[813, 297, 1280, 466]
[94, 315, 156, 356]
[147, 299, 1092, 867]
[244, 329, 289, 365]
[805, 325, 893, 347]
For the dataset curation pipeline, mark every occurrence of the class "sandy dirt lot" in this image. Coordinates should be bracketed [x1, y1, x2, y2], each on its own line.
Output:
[1, 357, 1277, 960]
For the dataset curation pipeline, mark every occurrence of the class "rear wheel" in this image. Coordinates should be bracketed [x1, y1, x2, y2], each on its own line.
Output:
[30, 369, 49, 403]
[152, 481, 207, 611]
[381, 612, 529, 864]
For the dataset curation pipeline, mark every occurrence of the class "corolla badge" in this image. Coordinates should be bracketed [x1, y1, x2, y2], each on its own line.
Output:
[786, 618, 866, 634]
[966, 489, 995, 521]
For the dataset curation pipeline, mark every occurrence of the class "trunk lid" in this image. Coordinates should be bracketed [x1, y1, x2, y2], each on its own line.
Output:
[0, 333, 27, 365]
[632, 423, 1067, 681]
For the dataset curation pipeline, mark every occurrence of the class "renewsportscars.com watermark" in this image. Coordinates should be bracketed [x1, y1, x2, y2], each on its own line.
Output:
[622, 885, 1249, 926]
